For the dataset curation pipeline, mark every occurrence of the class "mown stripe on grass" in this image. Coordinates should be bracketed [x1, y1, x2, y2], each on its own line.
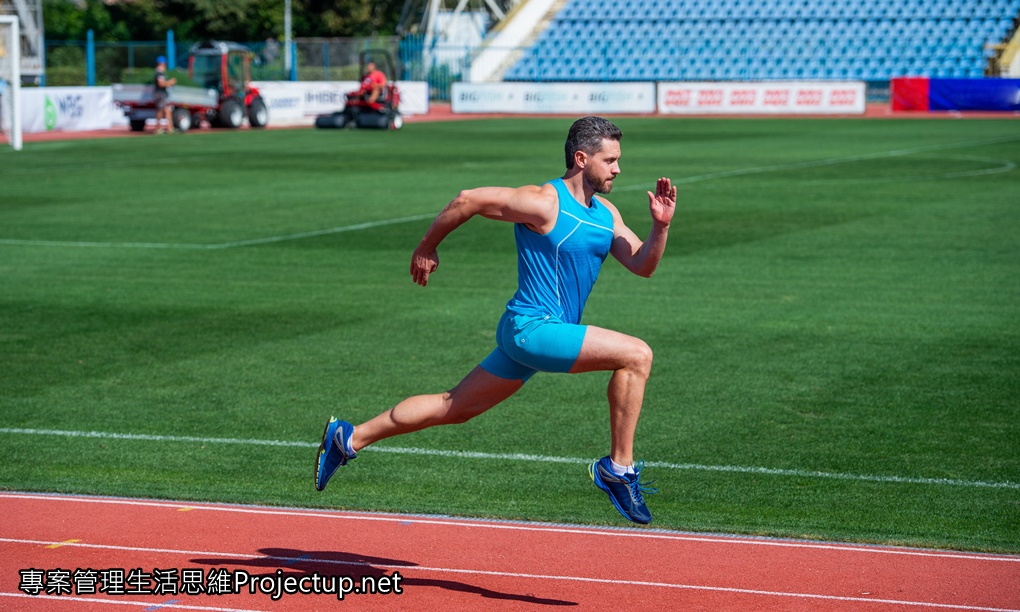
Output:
[0, 213, 435, 250]
[4, 135, 1016, 250]
[616, 134, 1020, 189]
[2, 427, 1016, 491]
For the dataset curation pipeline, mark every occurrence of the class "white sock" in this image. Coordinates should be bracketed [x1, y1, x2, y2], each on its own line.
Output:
[609, 458, 635, 476]
[345, 428, 356, 455]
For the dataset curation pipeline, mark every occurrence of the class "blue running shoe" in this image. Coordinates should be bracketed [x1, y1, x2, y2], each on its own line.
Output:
[589, 456, 658, 525]
[315, 417, 357, 491]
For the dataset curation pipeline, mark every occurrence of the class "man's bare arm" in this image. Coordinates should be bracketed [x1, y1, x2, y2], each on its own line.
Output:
[410, 184, 558, 287]
[607, 177, 677, 278]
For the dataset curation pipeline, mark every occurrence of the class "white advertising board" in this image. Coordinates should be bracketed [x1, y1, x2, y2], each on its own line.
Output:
[21, 86, 128, 133]
[657, 81, 867, 115]
[251, 80, 429, 125]
[18, 82, 429, 133]
[452, 82, 656, 114]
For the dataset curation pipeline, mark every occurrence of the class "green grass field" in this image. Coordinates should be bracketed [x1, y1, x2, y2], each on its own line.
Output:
[2, 118, 1018, 553]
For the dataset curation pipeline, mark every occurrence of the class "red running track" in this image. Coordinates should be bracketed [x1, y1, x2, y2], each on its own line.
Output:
[1, 492, 1018, 611]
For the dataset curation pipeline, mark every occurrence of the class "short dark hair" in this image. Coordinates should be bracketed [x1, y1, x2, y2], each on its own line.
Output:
[564, 116, 622, 170]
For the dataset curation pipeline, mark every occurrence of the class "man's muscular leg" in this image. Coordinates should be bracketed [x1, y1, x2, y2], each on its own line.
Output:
[569, 325, 654, 467]
[350, 366, 523, 451]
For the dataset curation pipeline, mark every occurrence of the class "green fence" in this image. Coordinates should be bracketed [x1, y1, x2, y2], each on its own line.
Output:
[43, 35, 403, 86]
[43, 37, 290, 87]
[42, 33, 468, 101]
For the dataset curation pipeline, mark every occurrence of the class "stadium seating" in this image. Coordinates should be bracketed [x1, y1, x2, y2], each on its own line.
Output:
[503, 0, 1020, 82]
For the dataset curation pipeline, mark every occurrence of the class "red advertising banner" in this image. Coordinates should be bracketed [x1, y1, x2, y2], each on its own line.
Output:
[890, 77, 930, 111]
[657, 82, 867, 115]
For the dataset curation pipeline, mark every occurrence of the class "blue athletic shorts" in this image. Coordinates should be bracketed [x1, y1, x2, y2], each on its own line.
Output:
[479, 310, 588, 382]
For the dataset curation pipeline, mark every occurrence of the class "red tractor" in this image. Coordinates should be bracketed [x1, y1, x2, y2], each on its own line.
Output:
[115, 41, 268, 132]
[186, 41, 268, 130]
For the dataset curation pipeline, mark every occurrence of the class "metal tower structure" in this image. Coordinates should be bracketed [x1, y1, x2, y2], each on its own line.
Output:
[0, 0, 43, 83]
[399, 0, 519, 79]
[400, 0, 517, 44]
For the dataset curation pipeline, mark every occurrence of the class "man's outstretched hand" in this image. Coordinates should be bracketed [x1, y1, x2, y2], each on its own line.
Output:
[647, 177, 677, 227]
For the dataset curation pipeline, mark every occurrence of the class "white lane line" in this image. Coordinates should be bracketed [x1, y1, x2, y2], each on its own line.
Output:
[0, 239, 211, 249]
[1, 538, 1016, 611]
[1, 427, 1016, 491]
[208, 214, 435, 249]
[0, 592, 264, 611]
[3, 494, 1020, 564]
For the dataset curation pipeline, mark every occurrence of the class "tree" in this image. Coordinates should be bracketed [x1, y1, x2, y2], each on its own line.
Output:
[299, 0, 404, 37]
[44, 0, 406, 42]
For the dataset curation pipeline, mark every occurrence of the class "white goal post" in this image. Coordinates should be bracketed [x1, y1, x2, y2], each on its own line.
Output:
[0, 15, 23, 151]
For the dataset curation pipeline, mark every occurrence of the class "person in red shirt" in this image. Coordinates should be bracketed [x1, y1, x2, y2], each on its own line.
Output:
[357, 61, 387, 107]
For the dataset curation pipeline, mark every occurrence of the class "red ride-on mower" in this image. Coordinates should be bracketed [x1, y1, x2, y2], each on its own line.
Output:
[315, 50, 403, 130]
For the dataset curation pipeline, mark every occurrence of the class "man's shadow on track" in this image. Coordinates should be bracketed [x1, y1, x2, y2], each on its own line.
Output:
[190, 547, 577, 606]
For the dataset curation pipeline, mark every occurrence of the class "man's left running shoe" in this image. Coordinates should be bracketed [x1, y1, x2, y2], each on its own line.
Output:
[315, 417, 357, 491]
[589, 456, 658, 525]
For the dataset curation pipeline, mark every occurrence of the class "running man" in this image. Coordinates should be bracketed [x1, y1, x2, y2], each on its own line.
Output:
[316, 116, 676, 524]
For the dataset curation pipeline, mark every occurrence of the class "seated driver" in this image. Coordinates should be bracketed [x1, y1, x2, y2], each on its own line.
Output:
[351, 60, 387, 108]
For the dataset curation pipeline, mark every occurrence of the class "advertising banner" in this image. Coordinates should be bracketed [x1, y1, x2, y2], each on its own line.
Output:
[928, 78, 1020, 112]
[21, 86, 128, 133]
[890, 77, 1020, 112]
[18, 82, 429, 133]
[452, 82, 656, 114]
[657, 81, 866, 115]
[251, 81, 429, 124]
[891, 77, 931, 111]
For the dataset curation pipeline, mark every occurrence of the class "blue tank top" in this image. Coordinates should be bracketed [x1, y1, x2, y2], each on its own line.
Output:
[504, 178, 615, 324]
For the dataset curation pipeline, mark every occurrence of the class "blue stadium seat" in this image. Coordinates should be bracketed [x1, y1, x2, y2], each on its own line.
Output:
[504, 0, 1019, 83]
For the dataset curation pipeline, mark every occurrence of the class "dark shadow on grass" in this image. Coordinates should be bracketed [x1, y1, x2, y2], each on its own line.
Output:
[189, 547, 577, 606]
